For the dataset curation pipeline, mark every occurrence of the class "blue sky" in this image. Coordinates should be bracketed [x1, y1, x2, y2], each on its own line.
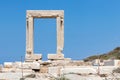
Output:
[0, 0, 120, 64]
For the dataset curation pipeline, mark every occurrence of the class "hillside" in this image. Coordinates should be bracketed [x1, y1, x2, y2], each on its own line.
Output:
[84, 47, 120, 62]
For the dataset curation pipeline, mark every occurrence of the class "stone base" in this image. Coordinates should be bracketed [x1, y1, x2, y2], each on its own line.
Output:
[25, 54, 42, 62]
[48, 54, 64, 60]
[12, 62, 40, 70]
[22, 62, 40, 70]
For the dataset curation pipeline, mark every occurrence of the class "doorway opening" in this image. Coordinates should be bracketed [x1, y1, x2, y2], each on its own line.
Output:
[34, 18, 56, 60]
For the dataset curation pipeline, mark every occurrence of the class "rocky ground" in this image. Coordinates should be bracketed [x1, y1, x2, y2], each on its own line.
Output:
[0, 71, 120, 80]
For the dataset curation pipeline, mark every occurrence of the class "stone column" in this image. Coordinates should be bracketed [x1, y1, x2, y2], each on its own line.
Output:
[57, 16, 64, 54]
[26, 17, 29, 52]
[26, 16, 34, 55]
[60, 18, 64, 53]
[57, 16, 61, 54]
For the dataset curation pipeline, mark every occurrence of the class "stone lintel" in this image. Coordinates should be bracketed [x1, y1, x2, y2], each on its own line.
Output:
[27, 10, 64, 18]
[48, 54, 64, 60]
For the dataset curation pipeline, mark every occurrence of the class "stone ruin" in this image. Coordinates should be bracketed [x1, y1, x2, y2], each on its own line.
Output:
[26, 10, 65, 61]
[0, 10, 92, 80]
[0, 10, 120, 80]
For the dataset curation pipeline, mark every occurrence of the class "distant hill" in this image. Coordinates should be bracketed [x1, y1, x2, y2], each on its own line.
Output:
[84, 47, 120, 62]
